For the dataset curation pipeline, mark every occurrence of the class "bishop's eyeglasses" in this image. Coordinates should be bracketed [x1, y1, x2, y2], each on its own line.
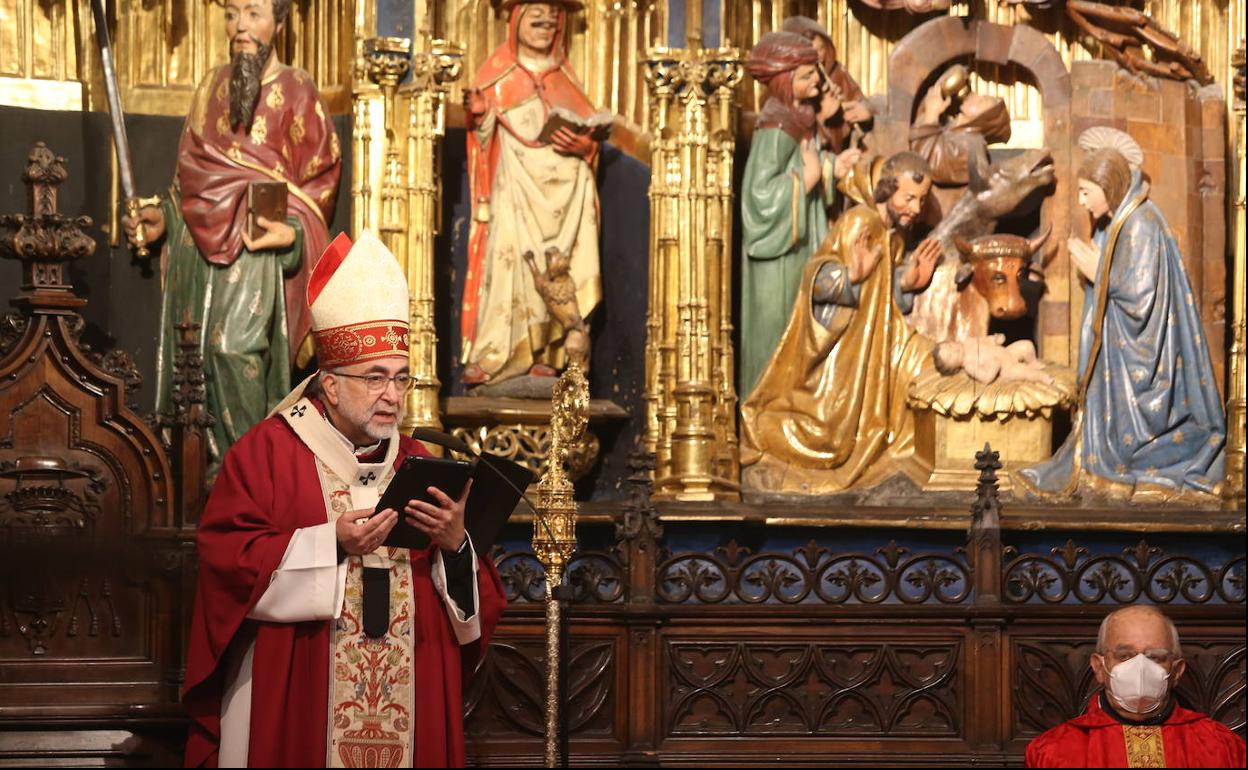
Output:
[330, 371, 416, 393]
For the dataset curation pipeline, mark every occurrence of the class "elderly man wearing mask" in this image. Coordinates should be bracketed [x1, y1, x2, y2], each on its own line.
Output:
[1027, 606, 1244, 767]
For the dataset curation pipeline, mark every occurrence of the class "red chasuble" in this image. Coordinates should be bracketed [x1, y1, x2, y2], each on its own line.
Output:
[1026, 695, 1246, 768]
[177, 63, 341, 362]
[182, 412, 506, 767]
[461, 4, 598, 348]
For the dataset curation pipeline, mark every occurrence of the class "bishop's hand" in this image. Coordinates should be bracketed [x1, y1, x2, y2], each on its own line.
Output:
[337, 507, 398, 555]
[404, 479, 472, 553]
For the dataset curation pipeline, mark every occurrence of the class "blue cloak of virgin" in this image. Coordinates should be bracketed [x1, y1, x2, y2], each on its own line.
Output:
[1019, 168, 1226, 496]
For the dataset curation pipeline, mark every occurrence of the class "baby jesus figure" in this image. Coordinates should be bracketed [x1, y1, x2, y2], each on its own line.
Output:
[931, 334, 1053, 385]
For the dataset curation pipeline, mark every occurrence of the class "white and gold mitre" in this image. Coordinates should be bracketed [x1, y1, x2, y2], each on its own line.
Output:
[308, 230, 410, 369]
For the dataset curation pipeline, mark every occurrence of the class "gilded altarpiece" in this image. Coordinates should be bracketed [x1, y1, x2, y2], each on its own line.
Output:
[0, 0, 1245, 765]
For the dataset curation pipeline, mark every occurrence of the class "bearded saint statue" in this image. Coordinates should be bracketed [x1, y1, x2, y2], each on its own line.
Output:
[123, 0, 340, 464]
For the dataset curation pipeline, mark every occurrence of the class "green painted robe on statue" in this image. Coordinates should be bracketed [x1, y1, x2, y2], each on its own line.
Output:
[739, 127, 832, 396]
[151, 63, 341, 466]
[155, 193, 303, 461]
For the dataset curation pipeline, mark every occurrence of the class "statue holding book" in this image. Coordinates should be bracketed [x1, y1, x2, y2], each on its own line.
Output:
[461, 0, 607, 388]
[121, 0, 340, 465]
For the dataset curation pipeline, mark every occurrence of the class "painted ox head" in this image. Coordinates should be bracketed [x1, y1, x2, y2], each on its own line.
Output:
[953, 226, 1050, 320]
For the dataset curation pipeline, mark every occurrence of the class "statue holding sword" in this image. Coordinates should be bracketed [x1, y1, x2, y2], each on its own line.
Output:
[104, 0, 341, 465]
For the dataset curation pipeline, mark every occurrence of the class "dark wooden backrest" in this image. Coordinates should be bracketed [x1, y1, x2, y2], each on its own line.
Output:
[0, 143, 197, 745]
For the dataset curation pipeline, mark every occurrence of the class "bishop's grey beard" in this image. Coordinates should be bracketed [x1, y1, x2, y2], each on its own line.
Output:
[229, 41, 273, 133]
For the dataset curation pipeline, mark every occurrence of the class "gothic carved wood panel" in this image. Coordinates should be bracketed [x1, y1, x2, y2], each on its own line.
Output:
[1004, 538, 1246, 604]
[465, 627, 621, 741]
[663, 637, 963, 738]
[493, 547, 626, 605]
[657, 539, 972, 605]
[0, 143, 184, 719]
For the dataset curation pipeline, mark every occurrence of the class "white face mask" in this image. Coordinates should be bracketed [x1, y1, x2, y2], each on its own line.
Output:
[1106, 653, 1171, 714]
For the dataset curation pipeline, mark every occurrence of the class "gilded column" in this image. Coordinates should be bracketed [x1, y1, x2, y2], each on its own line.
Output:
[399, 40, 463, 435]
[642, 47, 742, 501]
[640, 51, 681, 472]
[1227, 39, 1246, 509]
[706, 51, 744, 492]
[363, 37, 412, 260]
[349, 0, 381, 236]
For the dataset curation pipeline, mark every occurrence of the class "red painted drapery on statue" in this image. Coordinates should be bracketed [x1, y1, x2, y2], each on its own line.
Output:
[177, 63, 340, 361]
[461, 3, 598, 351]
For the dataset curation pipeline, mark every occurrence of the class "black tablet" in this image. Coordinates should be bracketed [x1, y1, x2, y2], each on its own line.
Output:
[375, 455, 474, 549]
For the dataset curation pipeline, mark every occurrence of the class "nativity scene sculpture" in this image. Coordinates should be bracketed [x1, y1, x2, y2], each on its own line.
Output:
[736, 14, 1230, 503]
[740, 151, 943, 494]
[738, 31, 859, 396]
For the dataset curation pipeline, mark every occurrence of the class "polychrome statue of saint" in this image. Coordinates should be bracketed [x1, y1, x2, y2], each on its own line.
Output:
[1018, 129, 1226, 501]
[739, 31, 859, 396]
[123, 0, 340, 463]
[740, 152, 942, 493]
[909, 64, 1011, 187]
[460, 0, 602, 387]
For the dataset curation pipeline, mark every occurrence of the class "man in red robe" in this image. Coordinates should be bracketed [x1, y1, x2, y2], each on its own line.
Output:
[1027, 606, 1245, 768]
[123, 0, 340, 464]
[182, 231, 506, 767]
[460, 0, 603, 386]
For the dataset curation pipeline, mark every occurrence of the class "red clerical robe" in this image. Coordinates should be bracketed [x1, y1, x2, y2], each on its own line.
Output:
[182, 405, 506, 767]
[1026, 695, 1246, 768]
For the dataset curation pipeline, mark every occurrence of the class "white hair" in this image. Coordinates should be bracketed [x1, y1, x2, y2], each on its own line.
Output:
[1096, 606, 1183, 657]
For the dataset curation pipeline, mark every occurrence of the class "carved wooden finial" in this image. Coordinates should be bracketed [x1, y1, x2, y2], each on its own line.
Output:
[971, 442, 1002, 524]
[23, 142, 69, 217]
[0, 142, 96, 309]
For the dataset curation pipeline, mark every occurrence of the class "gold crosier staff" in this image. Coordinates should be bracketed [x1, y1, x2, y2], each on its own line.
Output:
[532, 362, 588, 767]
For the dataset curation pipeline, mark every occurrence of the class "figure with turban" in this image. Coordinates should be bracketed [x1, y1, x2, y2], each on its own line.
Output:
[739, 31, 861, 396]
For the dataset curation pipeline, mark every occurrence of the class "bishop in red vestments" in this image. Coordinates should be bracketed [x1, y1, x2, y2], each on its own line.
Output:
[182, 232, 506, 767]
[1027, 606, 1245, 768]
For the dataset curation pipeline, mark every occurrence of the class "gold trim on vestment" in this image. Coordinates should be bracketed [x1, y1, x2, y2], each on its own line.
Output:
[1078, 183, 1150, 399]
[789, 169, 801, 248]
[1122, 725, 1166, 768]
[1024, 184, 1149, 501]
